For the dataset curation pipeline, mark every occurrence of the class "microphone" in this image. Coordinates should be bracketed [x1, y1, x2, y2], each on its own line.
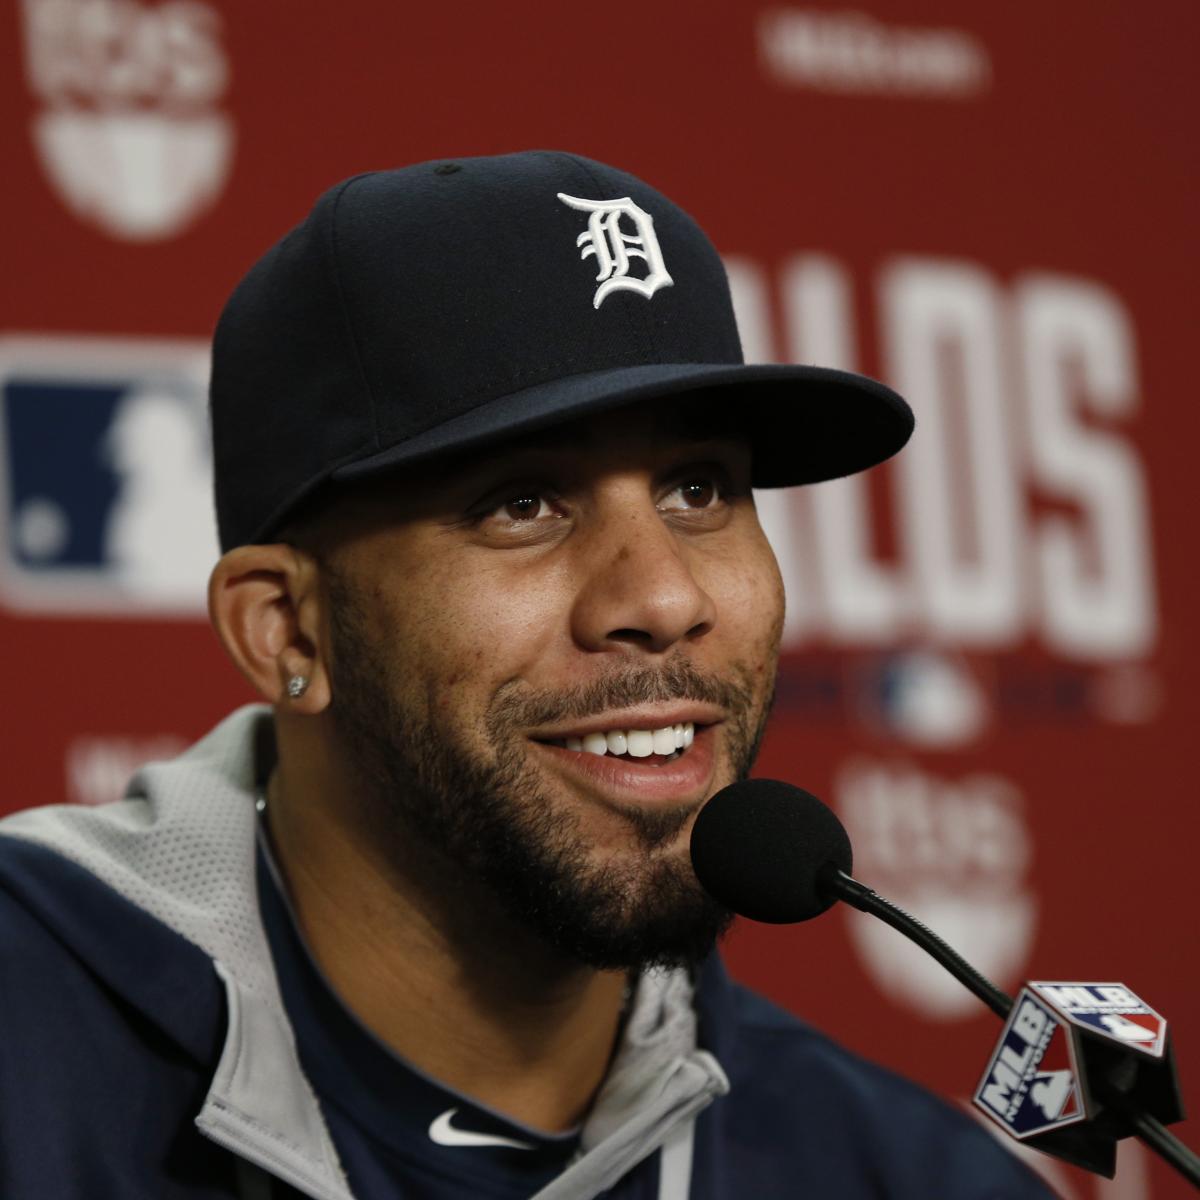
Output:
[688, 778, 851, 924]
[689, 779, 1198, 1187]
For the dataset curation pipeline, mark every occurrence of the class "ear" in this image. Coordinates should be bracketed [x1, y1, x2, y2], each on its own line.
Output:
[208, 544, 331, 713]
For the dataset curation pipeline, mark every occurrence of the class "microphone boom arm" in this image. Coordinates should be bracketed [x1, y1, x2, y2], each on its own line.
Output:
[820, 866, 1012, 1020]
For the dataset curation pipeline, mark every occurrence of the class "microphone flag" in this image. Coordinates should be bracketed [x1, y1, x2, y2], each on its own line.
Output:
[973, 982, 1183, 1176]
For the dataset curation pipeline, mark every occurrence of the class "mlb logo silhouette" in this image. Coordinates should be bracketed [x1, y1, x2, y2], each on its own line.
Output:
[1029, 982, 1169, 1058]
[0, 336, 217, 615]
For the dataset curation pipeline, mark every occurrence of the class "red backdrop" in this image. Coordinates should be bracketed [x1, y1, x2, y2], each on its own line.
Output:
[3, 3, 1196, 1196]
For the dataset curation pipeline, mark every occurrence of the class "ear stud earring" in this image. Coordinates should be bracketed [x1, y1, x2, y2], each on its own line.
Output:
[286, 675, 310, 699]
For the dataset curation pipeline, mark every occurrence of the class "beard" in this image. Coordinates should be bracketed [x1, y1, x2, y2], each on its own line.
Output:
[324, 574, 775, 971]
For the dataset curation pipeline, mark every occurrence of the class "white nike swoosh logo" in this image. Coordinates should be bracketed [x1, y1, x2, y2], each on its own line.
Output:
[428, 1107, 535, 1151]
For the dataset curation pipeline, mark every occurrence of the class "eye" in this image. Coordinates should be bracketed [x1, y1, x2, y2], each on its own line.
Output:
[659, 475, 723, 512]
[470, 487, 565, 537]
[498, 494, 554, 522]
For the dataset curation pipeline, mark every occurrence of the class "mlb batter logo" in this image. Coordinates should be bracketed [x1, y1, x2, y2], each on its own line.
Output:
[0, 336, 217, 615]
[973, 989, 1086, 1138]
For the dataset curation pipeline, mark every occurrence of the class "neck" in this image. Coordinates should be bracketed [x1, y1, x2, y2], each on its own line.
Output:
[264, 761, 630, 1133]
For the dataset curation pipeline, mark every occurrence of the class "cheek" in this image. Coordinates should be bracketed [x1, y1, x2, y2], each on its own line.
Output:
[384, 552, 571, 714]
[706, 531, 785, 666]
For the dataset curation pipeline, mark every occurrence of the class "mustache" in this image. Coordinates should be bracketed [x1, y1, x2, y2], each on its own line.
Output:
[488, 656, 755, 731]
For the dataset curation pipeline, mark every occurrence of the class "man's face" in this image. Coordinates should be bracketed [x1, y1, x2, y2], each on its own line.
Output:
[317, 399, 785, 969]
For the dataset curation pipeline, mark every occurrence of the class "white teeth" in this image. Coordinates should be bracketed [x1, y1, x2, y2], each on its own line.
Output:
[559, 722, 695, 758]
[626, 730, 655, 758]
[652, 727, 676, 755]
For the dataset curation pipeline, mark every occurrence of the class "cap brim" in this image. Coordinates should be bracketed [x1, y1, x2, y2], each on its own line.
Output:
[332, 362, 912, 492]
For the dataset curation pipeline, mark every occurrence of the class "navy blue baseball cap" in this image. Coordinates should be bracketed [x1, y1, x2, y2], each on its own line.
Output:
[210, 150, 912, 550]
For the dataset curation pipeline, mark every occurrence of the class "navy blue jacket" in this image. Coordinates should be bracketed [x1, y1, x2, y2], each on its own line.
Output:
[0, 833, 1054, 1198]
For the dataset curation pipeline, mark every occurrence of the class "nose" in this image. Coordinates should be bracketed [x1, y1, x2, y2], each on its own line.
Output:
[570, 501, 717, 655]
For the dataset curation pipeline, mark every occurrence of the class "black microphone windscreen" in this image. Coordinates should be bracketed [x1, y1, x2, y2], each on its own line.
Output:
[689, 779, 853, 923]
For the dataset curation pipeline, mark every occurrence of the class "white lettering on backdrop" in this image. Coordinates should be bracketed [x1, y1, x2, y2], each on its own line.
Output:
[729, 254, 1156, 661]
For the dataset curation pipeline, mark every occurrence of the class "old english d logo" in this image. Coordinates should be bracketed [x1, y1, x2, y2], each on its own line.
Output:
[558, 194, 673, 308]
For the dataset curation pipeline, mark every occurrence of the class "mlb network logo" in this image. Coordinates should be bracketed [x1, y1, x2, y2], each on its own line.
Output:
[0, 335, 217, 616]
[974, 990, 1083, 1139]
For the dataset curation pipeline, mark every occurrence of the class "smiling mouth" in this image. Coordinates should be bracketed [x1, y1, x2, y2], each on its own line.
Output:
[537, 721, 698, 765]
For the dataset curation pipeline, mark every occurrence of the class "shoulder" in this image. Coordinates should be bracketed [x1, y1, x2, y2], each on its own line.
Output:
[0, 833, 235, 1198]
[722, 980, 962, 1120]
[0, 830, 225, 1062]
[697, 966, 1055, 1197]
[713, 977, 949, 1117]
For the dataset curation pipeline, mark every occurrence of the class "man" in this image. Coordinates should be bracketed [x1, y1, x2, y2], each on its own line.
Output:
[0, 152, 1051, 1197]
